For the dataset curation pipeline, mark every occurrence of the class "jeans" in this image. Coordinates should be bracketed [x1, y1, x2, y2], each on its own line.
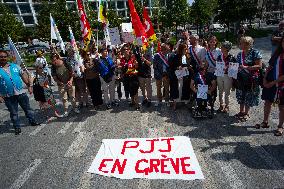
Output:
[4, 93, 35, 128]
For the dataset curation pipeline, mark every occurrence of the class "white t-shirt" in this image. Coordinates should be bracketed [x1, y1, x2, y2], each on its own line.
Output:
[190, 45, 207, 63]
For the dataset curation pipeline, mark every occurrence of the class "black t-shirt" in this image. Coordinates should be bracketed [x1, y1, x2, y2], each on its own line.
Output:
[194, 72, 215, 87]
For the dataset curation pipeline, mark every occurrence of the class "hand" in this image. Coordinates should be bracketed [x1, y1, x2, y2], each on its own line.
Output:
[264, 81, 276, 88]
[0, 96, 4, 103]
[57, 82, 64, 87]
[240, 65, 248, 70]
[28, 86, 33, 94]
[67, 80, 73, 87]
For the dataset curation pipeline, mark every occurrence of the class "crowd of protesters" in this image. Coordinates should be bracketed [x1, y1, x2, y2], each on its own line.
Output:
[1, 22, 284, 136]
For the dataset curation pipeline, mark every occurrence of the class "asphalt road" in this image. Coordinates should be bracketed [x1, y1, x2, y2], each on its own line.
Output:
[1, 37, 284, 189]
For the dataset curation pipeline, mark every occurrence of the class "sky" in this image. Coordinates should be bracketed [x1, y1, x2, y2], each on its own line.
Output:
[187, 0, 194, 5]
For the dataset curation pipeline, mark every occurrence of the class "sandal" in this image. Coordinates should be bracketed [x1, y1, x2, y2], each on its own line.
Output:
[223, 106, 229, 113]
[255, 122, 269, 129]
[217, 106, 224, 113]
[234, 112, 245, 118]
[274, 127, 284, 136]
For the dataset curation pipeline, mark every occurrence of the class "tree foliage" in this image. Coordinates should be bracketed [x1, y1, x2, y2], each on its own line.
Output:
[190, 0, 218, 26]
[215, 0, 259, 28]
[158, 0, 190, 29]
[0, 4, 25, 44]
[35, 0, 81, 41]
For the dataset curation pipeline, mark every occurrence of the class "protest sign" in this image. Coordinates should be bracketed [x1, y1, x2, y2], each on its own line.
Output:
[214, 61, 225, 77]
[109, 27, 121, 46]
[88, 136, 204, 180]
[121, 23, 133, 33]
[121, 32, 135, 43]
[228, 62, 239, 79]
[175, 68, 189, 79]
[197, 84, 208, 100]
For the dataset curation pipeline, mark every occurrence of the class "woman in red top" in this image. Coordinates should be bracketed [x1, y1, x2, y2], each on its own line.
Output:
[120, 44, 140, 110]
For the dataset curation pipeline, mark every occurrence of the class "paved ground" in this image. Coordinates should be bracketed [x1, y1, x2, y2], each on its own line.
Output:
[1, 36, 284, 189]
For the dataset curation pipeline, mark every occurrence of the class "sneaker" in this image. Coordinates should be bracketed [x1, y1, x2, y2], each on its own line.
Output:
[73, 107, 80, 114]
[15, 128, 21, 135]
[154, 102, 160, 107]
[111, 101, 119, 107]
[30, 121, 41, 126]
[63, 111, 69, 117]
[106, 104, 112, 109]
[142, 99, 148, 105]
[136, 105, 140, 111]
[166, 102, 171, 107]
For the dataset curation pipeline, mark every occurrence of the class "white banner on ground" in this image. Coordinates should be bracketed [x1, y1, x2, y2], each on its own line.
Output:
[228, 62, 239, 79]
[88, 136, 204, 180]
[109, 27, 121, 46]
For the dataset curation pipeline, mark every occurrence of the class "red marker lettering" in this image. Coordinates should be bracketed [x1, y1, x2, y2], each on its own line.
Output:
[139, 139, 159, 153]
[121, 140, 139, 155]
[98, 159, 113, 173]
[111, 159, 127, 174]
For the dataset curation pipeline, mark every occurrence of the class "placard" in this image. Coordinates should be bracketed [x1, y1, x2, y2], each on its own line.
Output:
[121, 23, 133, 33]
[197, 84, 208, 100]
[88, 136, 204, 180]
[122, 32, 135, 43]
[175, 68, 189, 79]
[109, 27, 121, 46]
[214, 61, 225, 77]
[228, 62, 239, 79]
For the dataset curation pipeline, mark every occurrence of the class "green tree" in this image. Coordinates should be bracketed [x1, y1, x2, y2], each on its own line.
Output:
[107, 10, 123, 28]
[158, 0, 190, 31]
[190, 0, 218, 34]
[0, 4, 25, 44]
[215, 0, 259, 33]
[36, 0, 81, 41]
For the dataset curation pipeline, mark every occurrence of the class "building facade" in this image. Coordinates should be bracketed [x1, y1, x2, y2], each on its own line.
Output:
[1, 0, 167, 27]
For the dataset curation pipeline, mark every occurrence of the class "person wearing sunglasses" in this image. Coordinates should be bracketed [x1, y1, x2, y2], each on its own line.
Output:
[0, 50, 40, 135]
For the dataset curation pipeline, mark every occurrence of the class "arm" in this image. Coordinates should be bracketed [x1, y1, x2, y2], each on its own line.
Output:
[190, 79, 197, 93]
[247, 59, 262, 71]
[21, 69, 33, 93]
[208, 80, 217, 94]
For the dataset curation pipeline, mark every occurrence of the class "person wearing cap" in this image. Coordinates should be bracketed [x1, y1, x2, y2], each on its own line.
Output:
[51, 53, 80, 116]
[189, 34, 207, 73]
[216, 41, 237, 113]
[271, 20, 284, 54]
[0, 49, 40, 135]
[98, 47, 118, 109]
[35, 50, 54, 85]
[153, 43, 171, 107]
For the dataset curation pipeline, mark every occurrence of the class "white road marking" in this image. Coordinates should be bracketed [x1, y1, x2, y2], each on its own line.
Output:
[57, 117, 77, 134]
[64, 132, 93, 158]
[29, 123, 47, 136]
[72, 117, 88, 134]
[9, 159, 42, 189]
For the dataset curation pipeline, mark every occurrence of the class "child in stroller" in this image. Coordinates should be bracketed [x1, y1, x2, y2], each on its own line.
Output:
[190, 63, 217, 118]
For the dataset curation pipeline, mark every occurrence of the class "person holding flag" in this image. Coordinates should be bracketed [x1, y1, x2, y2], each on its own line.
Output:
[0, 49, 40, 135]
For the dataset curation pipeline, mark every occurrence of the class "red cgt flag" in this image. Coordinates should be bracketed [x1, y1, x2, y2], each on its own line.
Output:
[128, 0, 148, 49]
[142, 7, 157, 42]
[77, 0, 92, 50]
